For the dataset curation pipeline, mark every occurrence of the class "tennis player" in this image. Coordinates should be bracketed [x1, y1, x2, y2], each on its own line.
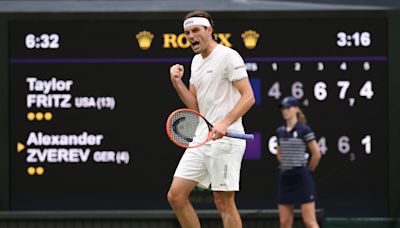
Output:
[167, 10, 255, 228]
[276, 96, 321, 228]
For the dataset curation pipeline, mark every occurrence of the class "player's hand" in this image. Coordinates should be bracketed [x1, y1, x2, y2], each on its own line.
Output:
[170, 64, 184, 84]
[211, 120, 229, 140]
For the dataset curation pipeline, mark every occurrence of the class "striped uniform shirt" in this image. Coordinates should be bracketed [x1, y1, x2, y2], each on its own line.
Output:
[276, 122, 316, 171]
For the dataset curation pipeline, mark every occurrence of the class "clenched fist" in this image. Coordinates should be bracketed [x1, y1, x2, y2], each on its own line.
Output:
[170, 64, 184, 84]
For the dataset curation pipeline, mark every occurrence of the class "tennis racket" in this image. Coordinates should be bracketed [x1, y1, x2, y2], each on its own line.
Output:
[166, 108, 254, 148]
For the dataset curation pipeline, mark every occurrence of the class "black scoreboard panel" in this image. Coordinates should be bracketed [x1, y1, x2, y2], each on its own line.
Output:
[9, 15, 388, 216]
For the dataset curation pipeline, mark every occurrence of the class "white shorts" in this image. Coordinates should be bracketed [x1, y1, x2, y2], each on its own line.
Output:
[174, 142, 246, 191]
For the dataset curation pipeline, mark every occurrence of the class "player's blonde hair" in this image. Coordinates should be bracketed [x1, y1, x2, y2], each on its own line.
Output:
[297, 108, 307, 124]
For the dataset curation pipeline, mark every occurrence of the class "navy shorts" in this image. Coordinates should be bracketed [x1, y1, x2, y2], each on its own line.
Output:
[278, 166, 316, 205]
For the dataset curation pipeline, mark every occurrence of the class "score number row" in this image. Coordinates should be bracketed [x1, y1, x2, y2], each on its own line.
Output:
[267, 80, 374, 105]
[268, 135, 372, 160]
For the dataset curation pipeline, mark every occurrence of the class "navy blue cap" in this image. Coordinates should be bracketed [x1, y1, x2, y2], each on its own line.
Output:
[279, 96, 299, 108]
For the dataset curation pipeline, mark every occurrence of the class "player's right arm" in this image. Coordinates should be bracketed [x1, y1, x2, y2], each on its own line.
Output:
[276, 145, 281, 161]
[276, 130, 281, 161]
[170, 64, 199, 111]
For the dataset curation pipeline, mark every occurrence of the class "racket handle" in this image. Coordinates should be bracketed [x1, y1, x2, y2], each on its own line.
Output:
[226, 132, 254, 141]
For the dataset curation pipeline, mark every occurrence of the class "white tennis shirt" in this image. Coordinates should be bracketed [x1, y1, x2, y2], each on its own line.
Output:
[190, 44, 248, 145]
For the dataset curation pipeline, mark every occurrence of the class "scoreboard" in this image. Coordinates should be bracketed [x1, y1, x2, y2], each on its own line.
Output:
[8, 13, 388, 216]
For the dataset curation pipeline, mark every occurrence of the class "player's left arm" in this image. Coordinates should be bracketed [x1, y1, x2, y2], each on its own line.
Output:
[307, 140, 321, 172]
[212, 78, 255, 139]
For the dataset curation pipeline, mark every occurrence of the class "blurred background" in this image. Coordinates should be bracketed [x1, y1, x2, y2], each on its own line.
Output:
[0, 0, 399, 227]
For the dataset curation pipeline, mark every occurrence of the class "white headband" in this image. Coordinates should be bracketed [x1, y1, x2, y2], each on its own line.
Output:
[183, 17, 211, 30]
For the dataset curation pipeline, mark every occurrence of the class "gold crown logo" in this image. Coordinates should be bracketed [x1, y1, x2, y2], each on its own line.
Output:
[241, 30, 260, 49]
[136, 31, 154, 50]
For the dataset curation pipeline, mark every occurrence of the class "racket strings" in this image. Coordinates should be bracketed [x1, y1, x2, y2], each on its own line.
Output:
[169, 111, 207, 147]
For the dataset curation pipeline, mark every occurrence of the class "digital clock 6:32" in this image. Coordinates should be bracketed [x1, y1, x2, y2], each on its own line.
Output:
[25, 33, 60, 49]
